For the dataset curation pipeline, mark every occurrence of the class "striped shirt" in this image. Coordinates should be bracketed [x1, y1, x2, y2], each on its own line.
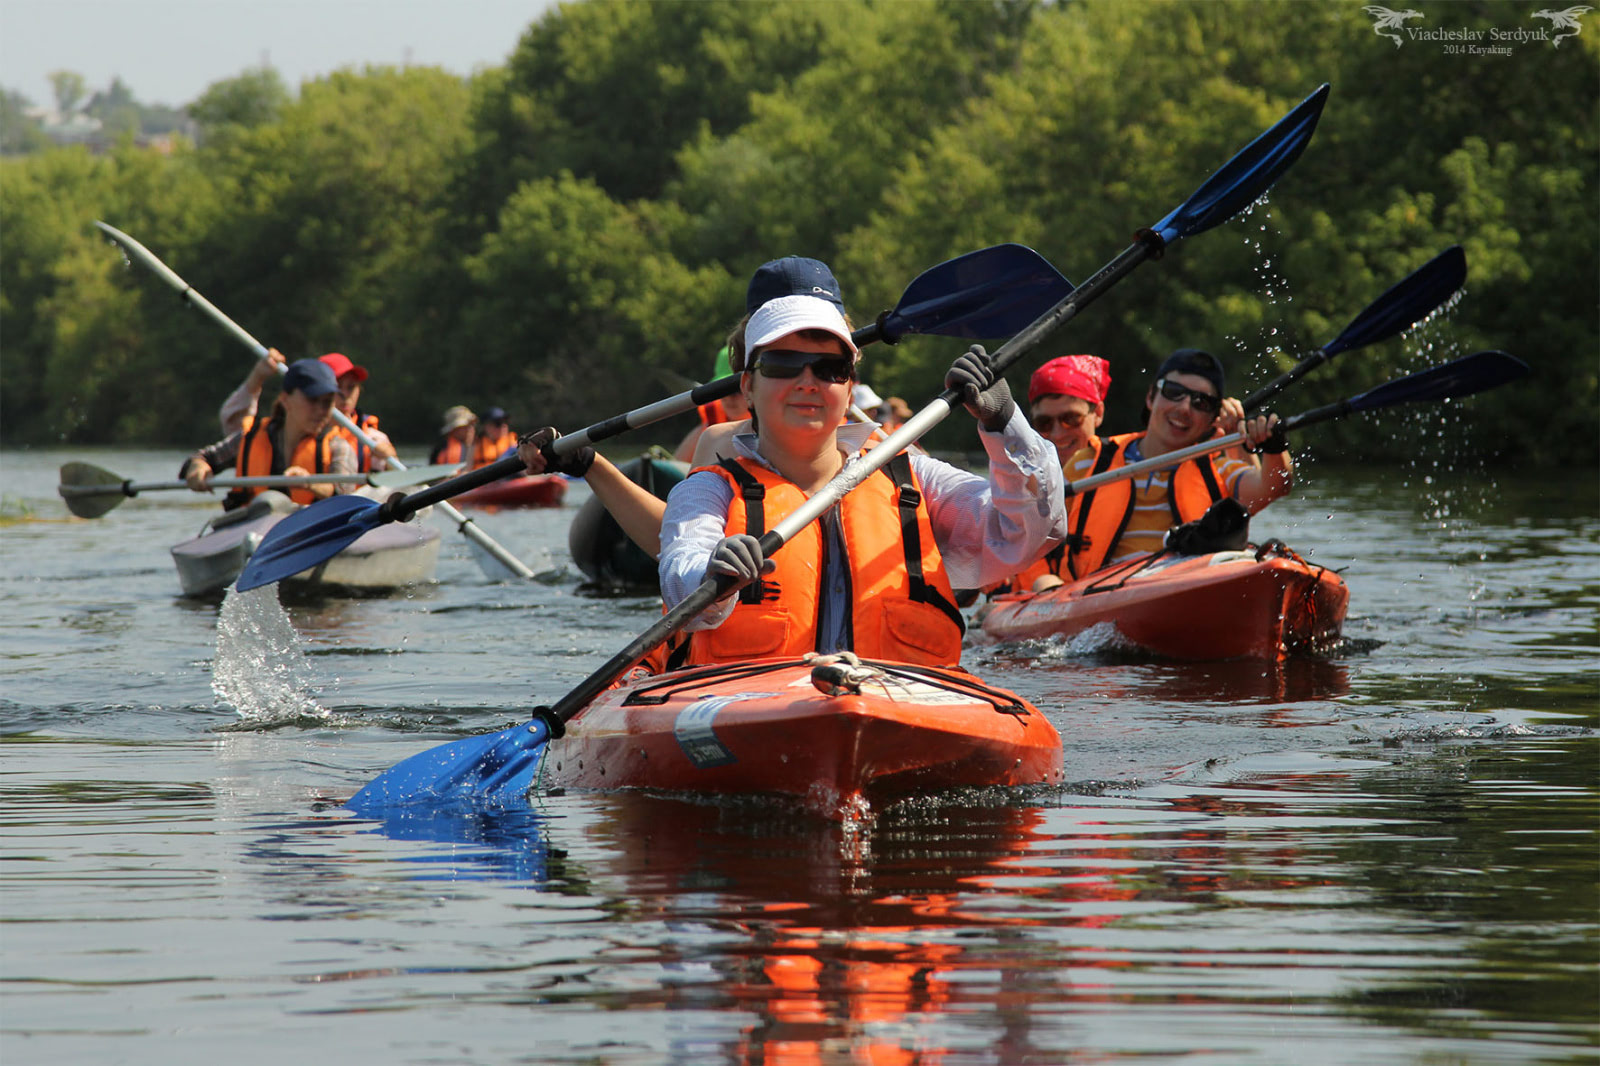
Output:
[1066, 437, 1253, 564]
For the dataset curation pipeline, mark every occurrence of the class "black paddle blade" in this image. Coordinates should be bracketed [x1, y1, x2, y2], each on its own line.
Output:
[1323, 246, 1467, 358]
[233, 495, 384, 591]
[1349, 350, 1529, 411]
[1152, 83, 1328, 244]
[878, 244, 1074, 342]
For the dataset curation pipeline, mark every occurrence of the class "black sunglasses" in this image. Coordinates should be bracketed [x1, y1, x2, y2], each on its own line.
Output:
[751, 349, 856, 384]
[1032, 410, 1089, 434]
[1156, 377, 1221, 415]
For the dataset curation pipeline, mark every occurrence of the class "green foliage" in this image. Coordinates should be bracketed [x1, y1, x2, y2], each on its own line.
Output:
[0, 90, 51, 154]
[187, 67, 291, 136]
[1, 0, 1593, 468]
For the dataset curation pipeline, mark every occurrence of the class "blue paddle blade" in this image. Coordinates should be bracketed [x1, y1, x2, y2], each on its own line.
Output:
[1322, 245, 1467, 357]
[345, 718, 554, 813]
[1152, 84, 1329, 244]
[881, 243, 1074, 341]
[234, 494, 383, 591]
[1349, 350, 1529, 412]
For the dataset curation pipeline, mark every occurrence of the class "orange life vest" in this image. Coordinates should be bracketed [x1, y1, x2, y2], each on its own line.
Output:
[698, 398, 731, 428]
[1063, 431, 1224, 579]
[682, 453, 965, 667]
[332, 411, 382, 472]
[227, 414, 335, 508]
[472, 425, 516, 470]
[430, 436, 469, 466]
[986, 437, 1106, 596]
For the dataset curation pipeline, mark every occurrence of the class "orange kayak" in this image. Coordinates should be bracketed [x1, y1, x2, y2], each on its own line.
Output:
[453, 473, 567, 509]
[980, 544, 1349, 661]
[533, 658, 1063, 817]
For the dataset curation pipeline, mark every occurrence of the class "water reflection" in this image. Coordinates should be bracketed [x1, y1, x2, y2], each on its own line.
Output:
[984, 651, 1355, 707]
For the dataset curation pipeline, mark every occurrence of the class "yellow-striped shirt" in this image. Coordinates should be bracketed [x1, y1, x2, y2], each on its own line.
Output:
[1066, 438, 1253, 565]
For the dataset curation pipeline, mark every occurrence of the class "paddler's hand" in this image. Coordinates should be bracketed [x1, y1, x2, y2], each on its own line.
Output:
[1243, 413, 1289, 454]
[248, 347, 287, 389]
[708, 534, 775, 592]
[1214, 395, 1246, 435]
[946, 344, 1015, 432]
[184, 458, 212, 492]
[518, 426, 595, 477]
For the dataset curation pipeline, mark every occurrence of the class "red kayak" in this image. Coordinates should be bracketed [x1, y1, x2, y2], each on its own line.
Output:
[453, 473, 567, 509]
[534, 657, 1063, 818]
[980, 543, 1348, 661]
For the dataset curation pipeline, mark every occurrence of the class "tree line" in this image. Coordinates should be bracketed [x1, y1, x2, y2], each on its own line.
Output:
[2, 0, 1594, 465]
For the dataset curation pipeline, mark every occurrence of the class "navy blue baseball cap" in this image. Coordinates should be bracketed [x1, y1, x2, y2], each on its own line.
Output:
[1156, 348, 1225, 397]
[282, 358, 339, 398]
[746, 257, 845, 313]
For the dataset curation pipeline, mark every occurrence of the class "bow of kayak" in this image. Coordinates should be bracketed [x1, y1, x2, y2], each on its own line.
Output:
[533, 658, 1064, 818]
[981, 545, 1349, 661]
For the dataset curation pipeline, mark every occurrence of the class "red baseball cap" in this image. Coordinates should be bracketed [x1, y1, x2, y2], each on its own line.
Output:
[319, 352, 368, 383]
[1029, 355, 1110, 405]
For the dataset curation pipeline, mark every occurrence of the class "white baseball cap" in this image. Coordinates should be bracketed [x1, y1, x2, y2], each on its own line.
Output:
[852, 384, 885, 410]
[744, 295, 858, 358]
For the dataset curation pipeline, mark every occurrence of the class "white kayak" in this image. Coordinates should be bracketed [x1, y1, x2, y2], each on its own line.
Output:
[170, 491, 441, 597]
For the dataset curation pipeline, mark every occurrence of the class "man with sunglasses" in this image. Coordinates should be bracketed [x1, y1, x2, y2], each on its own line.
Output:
[1060, 347, 1291, 579]
[657, 292, 1066, 669]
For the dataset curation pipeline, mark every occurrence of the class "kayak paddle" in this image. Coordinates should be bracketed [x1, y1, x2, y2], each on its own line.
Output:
[345, 83, 1329, 811]
[236, 243, 1075, 592]
[57, 461, 462, 519]
[1068, 349, 1530, 496]
[93, 220, 537, 580]
[1244, 245, 1468, 412]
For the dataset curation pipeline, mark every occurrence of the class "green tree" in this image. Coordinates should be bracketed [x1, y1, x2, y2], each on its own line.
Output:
[187, 67, 290, 137]
[47, 70, 86, 114]
[0, 90, 50, 154]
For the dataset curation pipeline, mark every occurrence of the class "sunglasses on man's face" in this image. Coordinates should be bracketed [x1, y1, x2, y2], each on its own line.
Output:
[751, 349, 857, 385]
[1032, 410, 1089, 434]
[1156, 377, 1221, 415]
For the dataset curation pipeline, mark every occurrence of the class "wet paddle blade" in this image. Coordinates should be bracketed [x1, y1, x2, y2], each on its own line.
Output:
[1348, 349, 1529, 411]
[345, 718, 554, 812]
[1322, 245, 1467, 358]
[57, 462, 128, 518]
[233, 495, 383, 591]
[1152, 84, 1328, 244]
[880, 244, 1074, 341]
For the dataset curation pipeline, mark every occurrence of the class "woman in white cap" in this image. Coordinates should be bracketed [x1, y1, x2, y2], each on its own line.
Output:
[657, 292, 1066, 669]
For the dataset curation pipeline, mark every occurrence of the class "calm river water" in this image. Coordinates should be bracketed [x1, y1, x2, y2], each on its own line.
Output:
[2, 446, 1595, 1065]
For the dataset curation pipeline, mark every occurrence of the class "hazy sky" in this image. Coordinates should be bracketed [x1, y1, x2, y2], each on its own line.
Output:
[2, 0, 557, 108]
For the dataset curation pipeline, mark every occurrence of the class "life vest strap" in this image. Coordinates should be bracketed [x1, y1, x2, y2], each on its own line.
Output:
[884, 454, 965, 637]
[718, 457, 768, 605]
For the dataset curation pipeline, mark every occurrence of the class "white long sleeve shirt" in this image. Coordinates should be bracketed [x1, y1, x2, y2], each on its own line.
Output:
[659, 407, 1066, 635]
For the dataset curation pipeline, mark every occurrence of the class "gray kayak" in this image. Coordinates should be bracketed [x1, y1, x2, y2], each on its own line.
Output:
[170, 491, 441, 597]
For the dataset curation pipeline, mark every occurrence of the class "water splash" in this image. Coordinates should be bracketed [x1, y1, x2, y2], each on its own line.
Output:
[213, 586, 328, 725]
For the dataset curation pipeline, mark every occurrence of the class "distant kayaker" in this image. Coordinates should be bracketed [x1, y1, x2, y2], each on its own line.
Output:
[1059, 348, 1291, 580]
[472, 407, 517, 470]
[657, 291, 1067, 668]
[219, 348, 396, 473]
[986, 354, 1114, 595]
[320, 352, 397, 473]
[430, 406, 477, 466]
[182, 357, 356, 508]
